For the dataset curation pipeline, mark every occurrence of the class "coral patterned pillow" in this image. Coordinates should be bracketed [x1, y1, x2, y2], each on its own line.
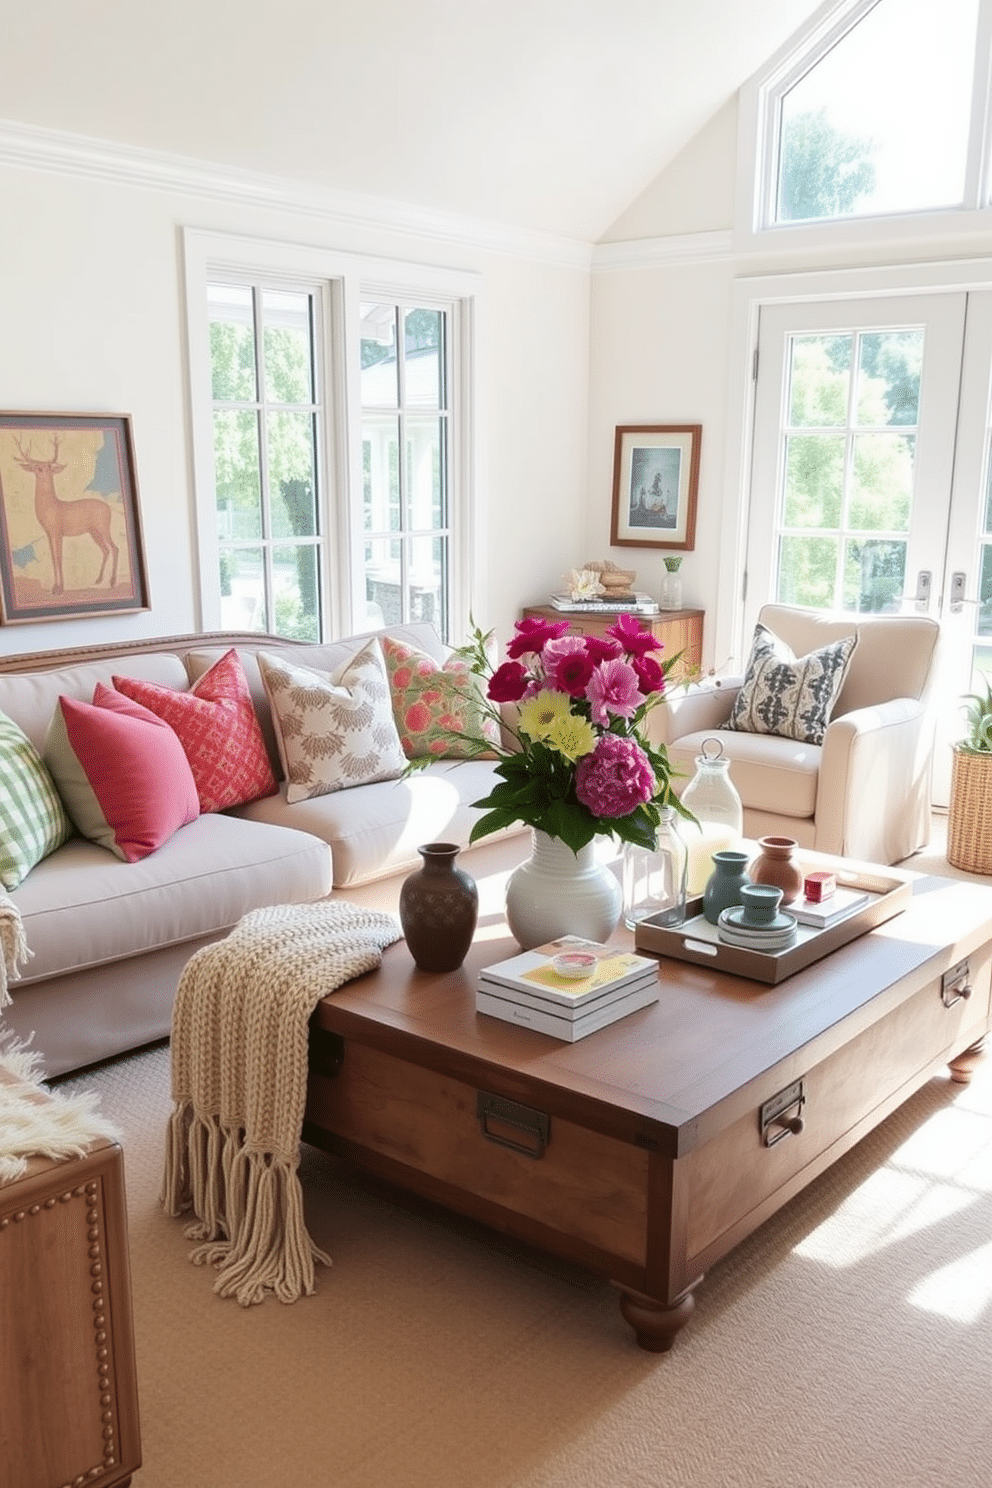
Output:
[112, 648, 277, 813]
[381, 634, 500, 759]
[256, 638, 407, 803]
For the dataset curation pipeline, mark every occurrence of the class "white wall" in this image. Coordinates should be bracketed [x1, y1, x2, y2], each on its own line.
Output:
[0, 149, 591, 657]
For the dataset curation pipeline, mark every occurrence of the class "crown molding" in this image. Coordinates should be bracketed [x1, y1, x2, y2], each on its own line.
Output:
[0, 118, 593, 271]
[591, 229, 735, 271]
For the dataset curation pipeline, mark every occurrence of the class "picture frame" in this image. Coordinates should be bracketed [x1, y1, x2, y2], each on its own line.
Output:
[0, 412, 150, 624]
[610, 424, 701, 551]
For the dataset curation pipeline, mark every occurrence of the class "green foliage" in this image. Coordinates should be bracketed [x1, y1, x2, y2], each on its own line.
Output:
[959, 677, 992, 754]
[779, 109, 876, 223]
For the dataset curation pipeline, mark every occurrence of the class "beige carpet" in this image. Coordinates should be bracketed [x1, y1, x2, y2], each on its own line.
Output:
[55, 822, 992, 1488]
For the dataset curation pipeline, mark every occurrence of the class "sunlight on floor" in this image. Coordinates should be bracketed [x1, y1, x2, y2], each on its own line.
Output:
[793, 1070, 992, 1324]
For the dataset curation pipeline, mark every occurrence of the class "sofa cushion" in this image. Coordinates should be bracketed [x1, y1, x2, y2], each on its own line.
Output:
[43, 684, 200, 862]
[257, 639, 406, 803]
[726, 624, 857, 745]
[671, 728, 821, 821]
[113, 648, 277, 813]
[381, 633, 500, 759]
[231, 759, 520, 887]
[7, 813, 332, 984]
[0, 709, 73, 891]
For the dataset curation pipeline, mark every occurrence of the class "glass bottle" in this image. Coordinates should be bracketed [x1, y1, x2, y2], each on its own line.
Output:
[680, 738, 745, 896]
[622, 807, 688, 929]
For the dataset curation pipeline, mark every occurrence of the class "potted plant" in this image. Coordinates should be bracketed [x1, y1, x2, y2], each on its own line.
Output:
[660, 554, 684, 611]
[947, 676, 992, 873]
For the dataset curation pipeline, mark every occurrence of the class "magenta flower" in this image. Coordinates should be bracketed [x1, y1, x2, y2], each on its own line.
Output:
[506, 616, 571, 659]
[586, 657, 642, 725]
[543, 637, 595, 696]
[606, 613, 664, 657]
[632, 653, 665, 696]
[583, 634, 622, 664]
[575, 734, 655, 818]
[487, 660, 529, 702]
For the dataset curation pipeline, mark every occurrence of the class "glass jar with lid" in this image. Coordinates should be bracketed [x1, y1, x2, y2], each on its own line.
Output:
[680, 737, 745, 895]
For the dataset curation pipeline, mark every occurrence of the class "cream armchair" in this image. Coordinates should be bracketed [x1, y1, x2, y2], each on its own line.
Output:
[654, 604, 942, 865]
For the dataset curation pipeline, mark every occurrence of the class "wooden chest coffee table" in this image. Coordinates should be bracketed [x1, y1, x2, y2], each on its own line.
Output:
[303, 872, 992, 1351]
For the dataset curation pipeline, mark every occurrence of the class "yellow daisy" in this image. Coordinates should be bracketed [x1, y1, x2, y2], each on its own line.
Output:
[518, 688, 572, 741]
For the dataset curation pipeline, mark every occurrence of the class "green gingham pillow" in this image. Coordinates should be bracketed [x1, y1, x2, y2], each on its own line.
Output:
[0, 708, 73, 890]
[726, 623, 858, 746]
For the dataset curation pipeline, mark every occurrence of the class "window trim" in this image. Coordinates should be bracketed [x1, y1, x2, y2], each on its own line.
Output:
[735, 0, 992, 255]
[182, 228, 481, 642]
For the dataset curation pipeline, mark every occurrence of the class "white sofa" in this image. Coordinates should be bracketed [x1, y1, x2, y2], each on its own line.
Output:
[0, 623, 521, 1076]
[655, 604, 942, 865]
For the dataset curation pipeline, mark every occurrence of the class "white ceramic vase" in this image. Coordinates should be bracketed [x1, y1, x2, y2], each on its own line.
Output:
[505, 829, 622, 949]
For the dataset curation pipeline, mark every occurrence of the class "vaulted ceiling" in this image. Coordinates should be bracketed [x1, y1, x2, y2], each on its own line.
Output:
[0, 1, 825, 241]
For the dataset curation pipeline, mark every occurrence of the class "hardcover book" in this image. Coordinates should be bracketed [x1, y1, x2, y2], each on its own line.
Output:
[478, 937, 658, 1007]
[475, 977, 659, 1041]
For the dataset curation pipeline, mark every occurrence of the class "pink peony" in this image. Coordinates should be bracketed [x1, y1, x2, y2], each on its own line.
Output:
[575, 734, 655, 818]
[606, 613, 665, 657]
[488, 660, 529, 702]
[586, 657, 642, 725]
[506, 616, 571, 658]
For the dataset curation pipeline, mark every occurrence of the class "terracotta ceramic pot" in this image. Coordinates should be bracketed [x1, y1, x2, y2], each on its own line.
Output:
[748, 835, 804, 906]
[399, 843, 479, 972]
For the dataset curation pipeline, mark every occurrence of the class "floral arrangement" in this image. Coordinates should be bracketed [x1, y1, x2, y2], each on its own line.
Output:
[421, 613, 689, 855]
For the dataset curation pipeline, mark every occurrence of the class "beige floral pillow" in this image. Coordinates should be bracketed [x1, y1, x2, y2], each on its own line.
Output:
[256, 639, 406, 803]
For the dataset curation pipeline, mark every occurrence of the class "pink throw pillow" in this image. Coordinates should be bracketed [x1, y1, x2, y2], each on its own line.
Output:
[112, 648, 277, 813]
[43, 683, 200, 862]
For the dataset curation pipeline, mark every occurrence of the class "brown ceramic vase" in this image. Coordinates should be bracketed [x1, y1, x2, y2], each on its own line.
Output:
[399, 842, 479, 973]
[748, 835, 804, 906]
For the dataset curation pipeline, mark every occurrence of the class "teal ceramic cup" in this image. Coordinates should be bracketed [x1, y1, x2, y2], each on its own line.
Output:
[739, 883, 784, 926]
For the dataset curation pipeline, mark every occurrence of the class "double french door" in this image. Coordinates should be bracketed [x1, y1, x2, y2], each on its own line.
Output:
[747, 289, 992, 803]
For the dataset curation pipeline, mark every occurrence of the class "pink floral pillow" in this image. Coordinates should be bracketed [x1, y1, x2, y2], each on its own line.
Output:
[112, 648, 277, 813]
[381, 634, 500, 760]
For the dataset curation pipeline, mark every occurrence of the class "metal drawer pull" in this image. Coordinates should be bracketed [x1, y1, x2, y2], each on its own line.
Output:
[477, 1091, 550, 1159]
[941, 960, 973, 1009]
[760, 1079, 806, 1148]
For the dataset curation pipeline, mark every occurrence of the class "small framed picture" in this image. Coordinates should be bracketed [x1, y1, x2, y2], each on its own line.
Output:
[610, 424, 701, 551]
[0, 412, 150, 623]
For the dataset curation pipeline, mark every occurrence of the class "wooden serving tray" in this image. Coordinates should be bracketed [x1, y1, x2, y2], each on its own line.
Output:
[633, 856, 915, 984]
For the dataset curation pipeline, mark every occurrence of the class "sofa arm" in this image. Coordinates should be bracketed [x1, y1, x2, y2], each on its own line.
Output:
[652, 676, 742, 747]
[815, 697, 932, 863]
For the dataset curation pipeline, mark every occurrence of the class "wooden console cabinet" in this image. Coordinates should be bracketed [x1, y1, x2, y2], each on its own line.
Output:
[0, 1135, 141, 1488]
[522, 605, 704, 681]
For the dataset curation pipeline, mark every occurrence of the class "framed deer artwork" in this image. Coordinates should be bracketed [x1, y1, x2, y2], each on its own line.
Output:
[0, 413, 150, 623]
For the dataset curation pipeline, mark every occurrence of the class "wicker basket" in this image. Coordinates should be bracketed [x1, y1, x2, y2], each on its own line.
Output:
[947, 748, 992, 874]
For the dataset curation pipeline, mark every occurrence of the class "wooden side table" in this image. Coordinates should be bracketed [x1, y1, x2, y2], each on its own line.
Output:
[521, 605, 704, 681]
[0, 1127, 141, 1488]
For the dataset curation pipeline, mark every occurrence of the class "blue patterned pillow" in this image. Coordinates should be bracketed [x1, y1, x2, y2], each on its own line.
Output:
[726, 624, 857, 745]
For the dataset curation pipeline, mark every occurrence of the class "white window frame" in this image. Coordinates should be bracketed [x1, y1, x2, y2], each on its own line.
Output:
[735, 0, 992, 256]
[182, 228, 481, 642]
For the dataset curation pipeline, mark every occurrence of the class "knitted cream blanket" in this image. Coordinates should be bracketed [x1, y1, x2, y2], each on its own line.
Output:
[161, 900, 401, 1306]
[0, 891, 31, 1010]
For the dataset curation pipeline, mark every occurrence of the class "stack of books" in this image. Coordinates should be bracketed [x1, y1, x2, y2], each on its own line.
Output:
[475, 936, 660, 1041]
[548, 592, 660, 615]
[791, 886, 870, 928]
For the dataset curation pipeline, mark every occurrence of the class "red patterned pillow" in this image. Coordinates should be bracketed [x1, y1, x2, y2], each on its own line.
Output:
[112, 648, 277, 813]
[381, 633, 500, 759]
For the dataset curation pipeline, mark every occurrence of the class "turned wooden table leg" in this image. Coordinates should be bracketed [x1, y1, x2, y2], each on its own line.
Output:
[949, 1037, 986, 1085]
[617, 1287, 696, 1352]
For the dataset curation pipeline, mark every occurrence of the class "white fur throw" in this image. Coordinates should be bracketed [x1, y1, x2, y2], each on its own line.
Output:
[161, 899, 401, 1306]
[0, 1029, 120, 1185]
